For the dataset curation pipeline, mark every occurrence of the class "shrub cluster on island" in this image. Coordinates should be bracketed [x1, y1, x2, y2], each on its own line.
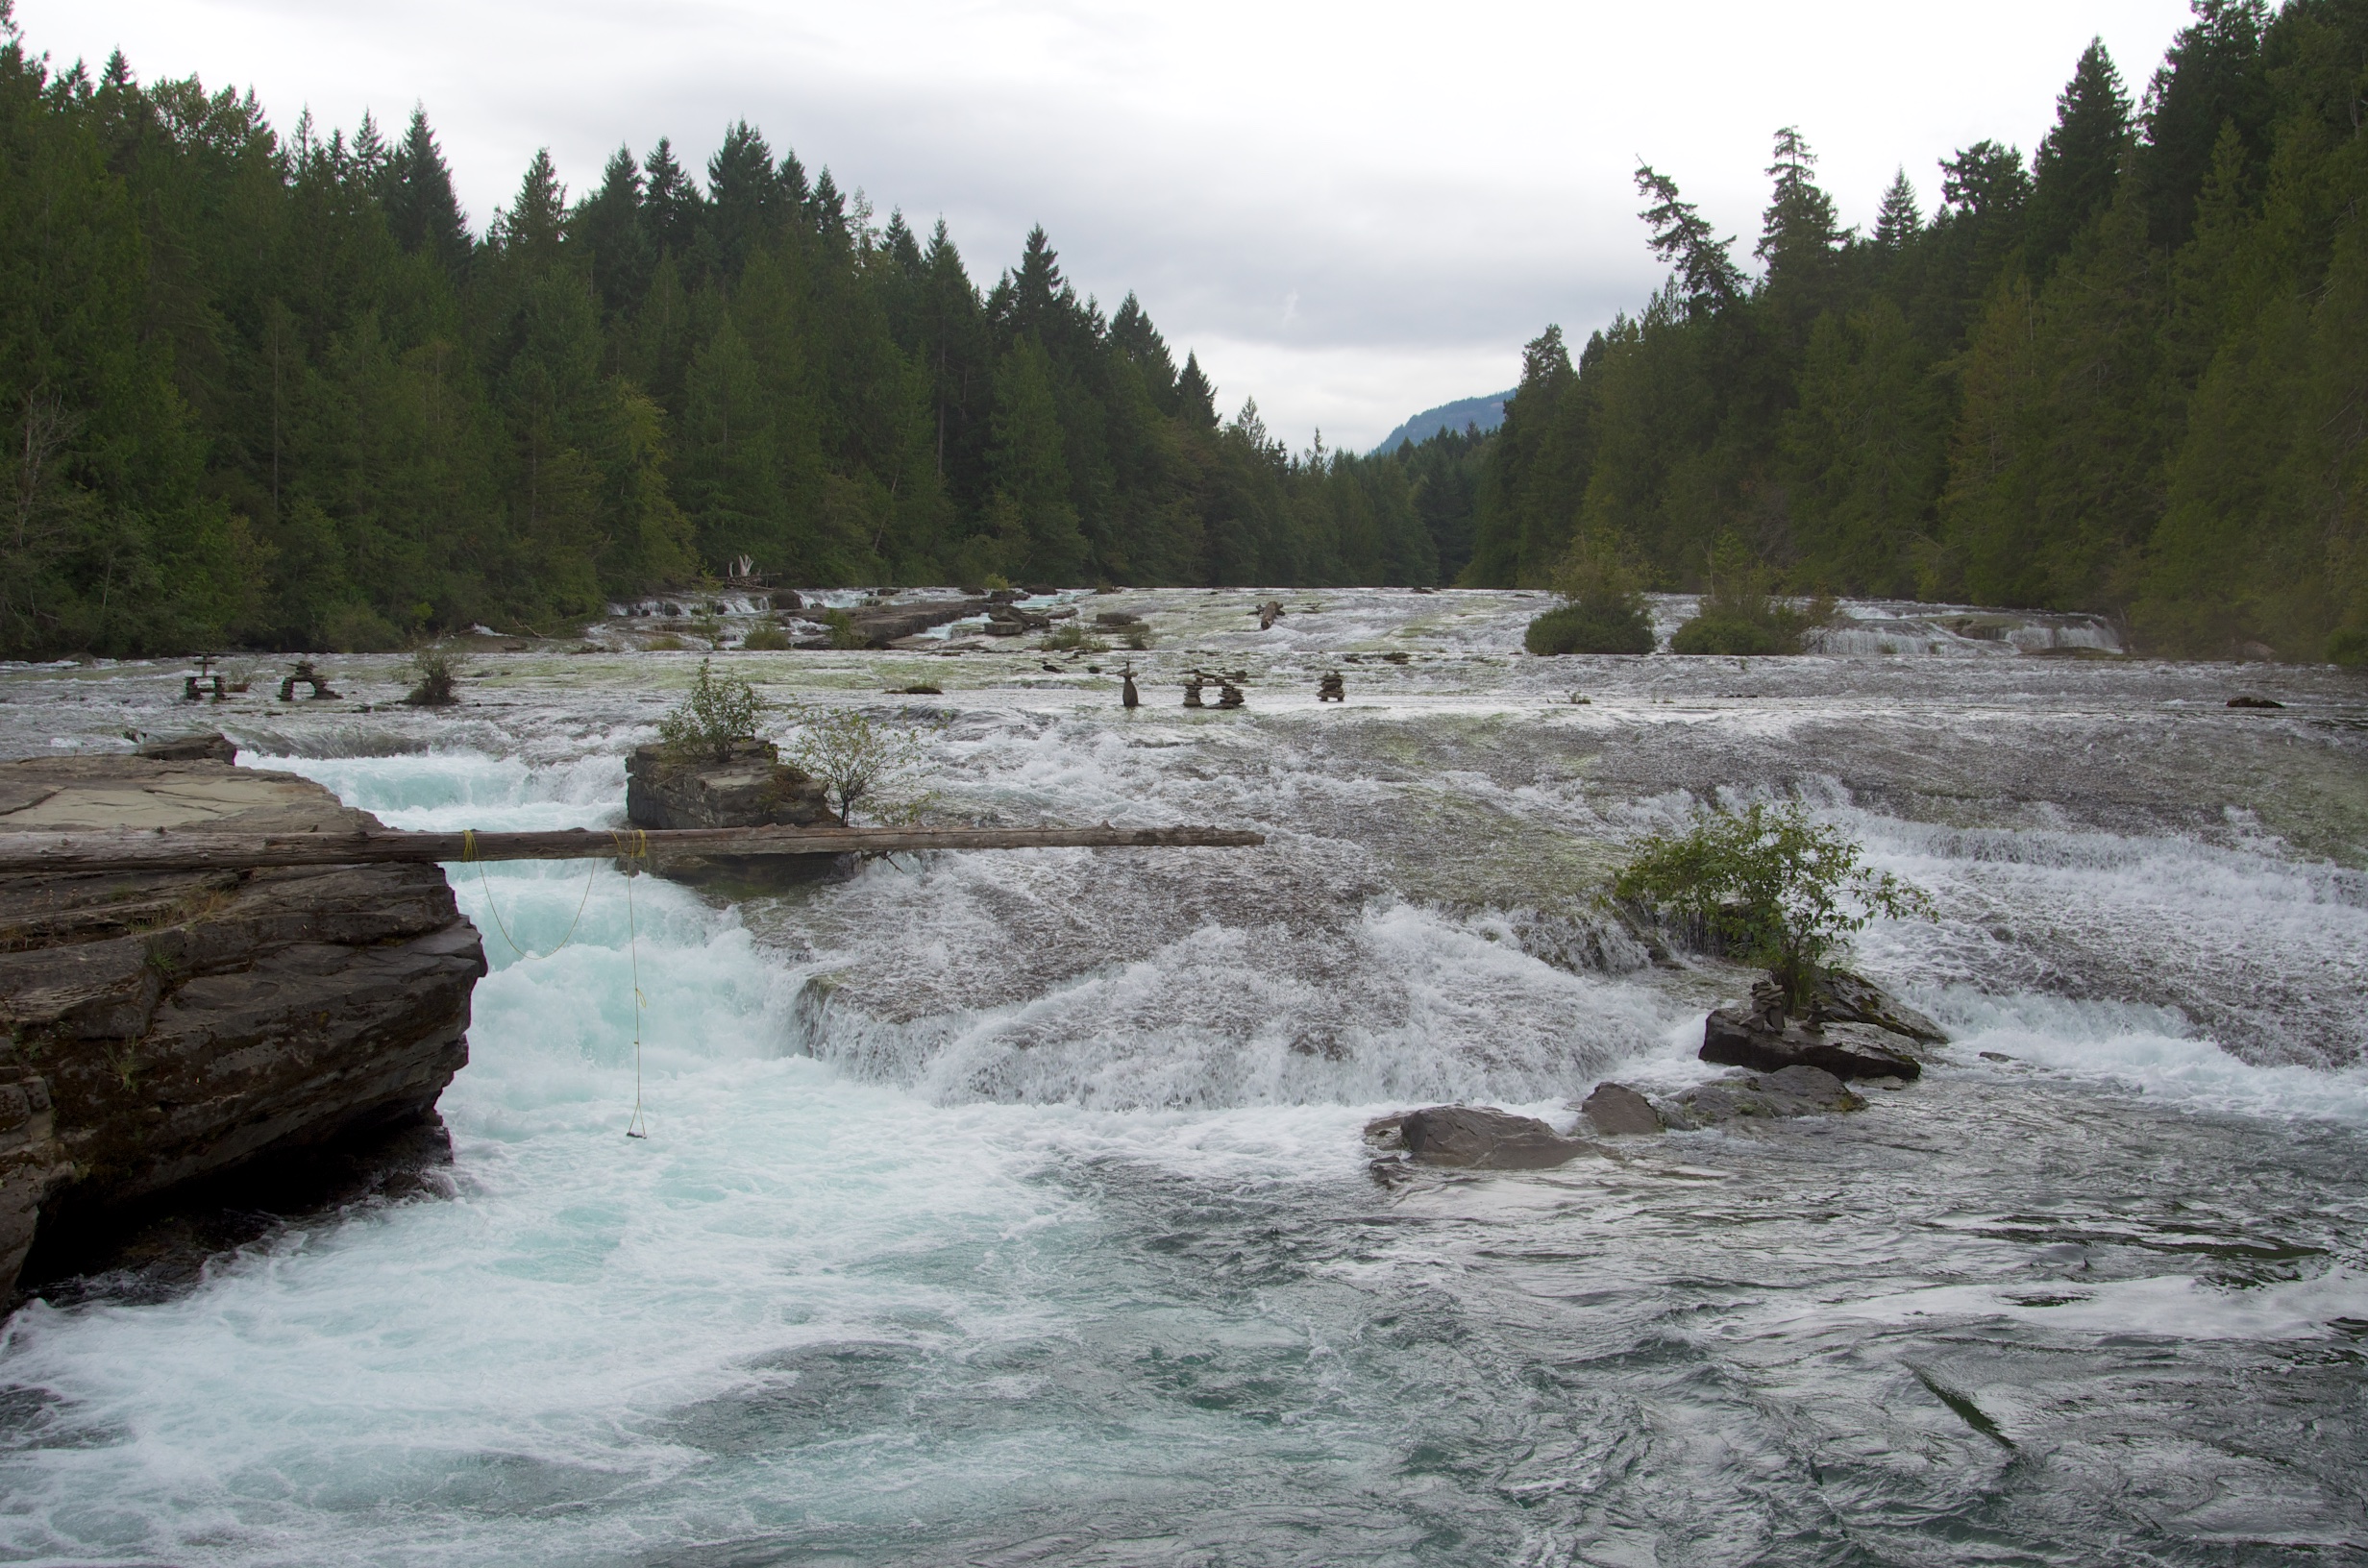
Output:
[1367, 803, 1947, 1173]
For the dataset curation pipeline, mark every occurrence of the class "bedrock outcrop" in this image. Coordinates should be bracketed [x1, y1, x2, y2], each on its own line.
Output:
[625, 741, 830, 832]
[0, 751, 484, 1299]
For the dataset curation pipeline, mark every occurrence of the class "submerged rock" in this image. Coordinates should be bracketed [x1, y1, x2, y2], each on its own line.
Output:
[1396, 1105, 1599, 1169]
[1578, 1082, 1665, 1136]
[0, 755, 484, 1301]
[1664, 1066, 1864, 1128]
[1701, 1008, 1924, 1081]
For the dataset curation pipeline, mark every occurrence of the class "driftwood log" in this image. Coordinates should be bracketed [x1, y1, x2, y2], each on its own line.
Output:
[0, 823, 1266, 875]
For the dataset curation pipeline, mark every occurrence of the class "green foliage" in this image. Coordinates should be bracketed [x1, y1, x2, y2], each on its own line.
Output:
[656, 657, 767, 761]
[1526, 539, 1654, 653]
[783, 704, 936, 827]
[0, 18, 1485, 660]
[1462, 15, 2368, 658]
[402, 644, 458, 706]
[1612, 802, 1935, 1009]
[1668, 537, 1828, 654]
[1041, 621, 1107, 652]
[741, 620, 791, 650]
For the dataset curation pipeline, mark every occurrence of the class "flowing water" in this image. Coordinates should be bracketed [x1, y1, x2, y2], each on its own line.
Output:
[3, 589, 2367, 1565]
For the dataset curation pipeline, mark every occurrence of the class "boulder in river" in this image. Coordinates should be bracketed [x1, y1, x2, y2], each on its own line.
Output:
[0, 754, 484, 1301]
[1578, 1082, 1665, 1135]
[1664, 1066, 1864, 1128]
[1810, 968, 1948, 1043]
[625, 741, 830, 832]
[1701, 1008, 1924, 1081]
[1393, 1105, 1600, 1169]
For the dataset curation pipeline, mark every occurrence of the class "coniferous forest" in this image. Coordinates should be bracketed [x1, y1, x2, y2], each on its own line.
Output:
[1473, 0, 2368, 663]
[2, 0, 2362, 660]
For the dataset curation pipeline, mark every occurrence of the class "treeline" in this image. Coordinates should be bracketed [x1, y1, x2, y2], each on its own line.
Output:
[0, 9, 1481, 658]
[1469, 0, 2368, 661]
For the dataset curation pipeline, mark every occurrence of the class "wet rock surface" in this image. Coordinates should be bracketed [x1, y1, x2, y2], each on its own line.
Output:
[624, 741, 831, 832]
[1664, 1065, 1866, 1127]
[1578, 1081, 1665, 1135]
[1394, 1105, 1600, 1169]
[0, 755, 484, 1301]
[1812, 968, 1948, 1043]
[1701, 1008, 1926, 1081]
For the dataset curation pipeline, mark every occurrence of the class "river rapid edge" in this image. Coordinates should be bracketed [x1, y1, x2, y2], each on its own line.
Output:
[2, 586, 2365, 1566]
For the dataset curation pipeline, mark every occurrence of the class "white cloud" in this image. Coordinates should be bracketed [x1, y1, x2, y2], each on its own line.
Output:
[20, 0, 2194, 449]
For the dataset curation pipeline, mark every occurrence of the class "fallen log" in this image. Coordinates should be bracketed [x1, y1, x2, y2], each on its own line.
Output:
[0, 823, 1266, 875]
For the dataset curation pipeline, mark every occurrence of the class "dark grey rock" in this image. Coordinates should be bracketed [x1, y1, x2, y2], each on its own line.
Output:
[846, 598, 995, 647]
[1701, 1008, 1923, 1081]
[1811, 968, 1948, 1043]
[625, 742, 830, 832]
[1579, 1082, 1665, 1136]
[1665, 1066, 1864, 1128]
[0, 755, 483, 1301]
[136, 732, 236, 764]
[1400, 1105, 1599, 1169]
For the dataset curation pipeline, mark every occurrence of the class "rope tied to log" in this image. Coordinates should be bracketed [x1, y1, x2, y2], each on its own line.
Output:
[462, 824, 600, 964]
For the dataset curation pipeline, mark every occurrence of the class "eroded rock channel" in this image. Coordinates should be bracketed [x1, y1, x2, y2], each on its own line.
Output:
[0, 750, 483, 1297]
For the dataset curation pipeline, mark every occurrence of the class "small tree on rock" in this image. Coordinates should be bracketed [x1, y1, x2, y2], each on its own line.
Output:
[783, 705, 937, 826]
[657, 658, 768, 761]
[1612, 802, 1933, 1011]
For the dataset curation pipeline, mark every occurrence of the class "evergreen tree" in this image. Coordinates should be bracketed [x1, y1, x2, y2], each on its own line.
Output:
[384, 107, 470, 280]
[2025, 39, 2134, 275]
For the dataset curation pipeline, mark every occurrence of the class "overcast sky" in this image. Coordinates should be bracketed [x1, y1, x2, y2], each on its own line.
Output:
[24, 0, 2198, 451]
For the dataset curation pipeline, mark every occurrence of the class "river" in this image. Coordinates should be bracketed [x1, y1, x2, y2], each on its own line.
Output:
[2, 588, 2364, 1565]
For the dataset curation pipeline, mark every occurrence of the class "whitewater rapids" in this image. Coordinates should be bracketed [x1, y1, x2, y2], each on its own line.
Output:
[1, 588, 2363, 1565]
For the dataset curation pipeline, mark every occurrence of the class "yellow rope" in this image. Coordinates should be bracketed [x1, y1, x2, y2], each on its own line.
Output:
[462, 827, 599, 963]
[458, 827, 653, 1138]
[613, 830, 651, 1140]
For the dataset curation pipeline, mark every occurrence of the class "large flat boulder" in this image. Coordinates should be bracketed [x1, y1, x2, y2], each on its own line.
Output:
[1396, 1105, 1600, 1169]
[843, 599, 994, 648]
[1700, 1008, 1924, 1081]
[0, 754, 485, 1301]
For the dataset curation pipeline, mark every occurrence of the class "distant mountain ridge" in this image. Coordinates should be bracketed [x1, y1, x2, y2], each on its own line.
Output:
[1370, 390, 1513, 455]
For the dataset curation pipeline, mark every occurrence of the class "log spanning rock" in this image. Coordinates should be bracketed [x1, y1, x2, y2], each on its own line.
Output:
[0, 821, 1269, 875]
[0, 752, 485, 1299]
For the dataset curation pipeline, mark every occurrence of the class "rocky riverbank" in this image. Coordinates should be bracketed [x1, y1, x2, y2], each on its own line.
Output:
[0, 747, 484, 1300]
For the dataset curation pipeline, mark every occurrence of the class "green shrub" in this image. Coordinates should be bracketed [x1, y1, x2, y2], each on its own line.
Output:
[1527, 538, 1655, 654]
[742, 621, 791, 650]
[784, 705, 937, 826]
[1526, 602, 1655, 655]
[823, 608, 864, 649]
[1669, 615, 1794, 655]
[657, 658, 769, 761]
[1042, 622, 1108, 653]
[1613, 802, 1934, 1011]
[1668, 536, 1828, 655]
[2328, 626, 2367, 666]
[402, 644, 458, 706]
